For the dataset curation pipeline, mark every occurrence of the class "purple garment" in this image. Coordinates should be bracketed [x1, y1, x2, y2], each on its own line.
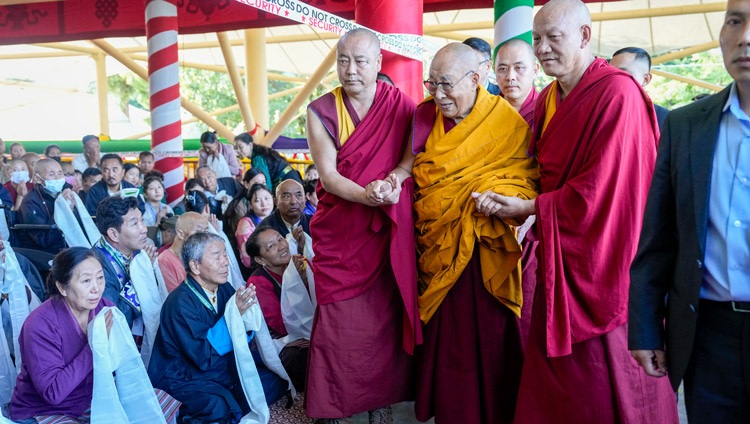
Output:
[198, 143, 242, 178]
[9, 296, 110, 420]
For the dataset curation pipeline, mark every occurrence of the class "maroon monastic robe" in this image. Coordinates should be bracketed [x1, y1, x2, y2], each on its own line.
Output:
[305, 82, 420, 418]
[515, 58, 678, 423]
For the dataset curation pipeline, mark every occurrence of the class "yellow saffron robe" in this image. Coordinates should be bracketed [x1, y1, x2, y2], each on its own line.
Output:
[413, 86, 540, 324]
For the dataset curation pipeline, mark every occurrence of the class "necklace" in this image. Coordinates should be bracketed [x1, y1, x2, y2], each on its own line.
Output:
[207, 287, 217, 305]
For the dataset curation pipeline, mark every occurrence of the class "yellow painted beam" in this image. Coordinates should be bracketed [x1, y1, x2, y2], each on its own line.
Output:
[261, 47, 337, 147]
[651, 69, 724, 92]
[217, 31, 256, 134]
[652, 41, 720, 65]
[89, 39, 236, 141]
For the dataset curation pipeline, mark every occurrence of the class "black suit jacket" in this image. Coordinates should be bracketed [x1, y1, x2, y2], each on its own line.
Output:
[629, 86, 730, 391]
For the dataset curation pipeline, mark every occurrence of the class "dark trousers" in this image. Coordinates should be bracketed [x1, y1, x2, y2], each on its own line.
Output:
[684, 300, 750, 423]
[280, 344, 309, 392]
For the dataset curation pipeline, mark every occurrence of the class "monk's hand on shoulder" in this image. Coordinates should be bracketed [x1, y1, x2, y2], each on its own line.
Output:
[630, 349, 668, 377]
[236, 285, 257, 315]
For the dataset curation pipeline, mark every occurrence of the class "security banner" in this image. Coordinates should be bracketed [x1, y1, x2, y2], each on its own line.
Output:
[233, 0, 438, 61]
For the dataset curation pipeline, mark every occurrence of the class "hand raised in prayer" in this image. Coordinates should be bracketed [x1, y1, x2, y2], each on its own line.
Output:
[156, 205, 168, 221]
[143, 240, 158, 264]
[471, 191, 535, 220]
[292, 226, 305, 255]
[62, 188, 76, 210]
[630, 349, 668, 378]
[16, 182, 28, 198]
[105, 308, 113, 338]
[208, 214, 220, 232]
[236, 284, 257, 316]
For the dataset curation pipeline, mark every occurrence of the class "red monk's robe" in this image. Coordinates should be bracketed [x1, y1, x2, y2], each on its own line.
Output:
[515, 58, 678, 423]
[305, 81, 421, 418]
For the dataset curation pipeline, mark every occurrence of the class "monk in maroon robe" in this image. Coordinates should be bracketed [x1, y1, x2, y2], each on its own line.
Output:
[473, 0, 678, 422]
[305, 28, 420, 424]
[496, 37, 540, 347]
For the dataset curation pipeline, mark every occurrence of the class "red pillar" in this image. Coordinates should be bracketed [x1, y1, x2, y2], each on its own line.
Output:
[355, 0, 423, 102]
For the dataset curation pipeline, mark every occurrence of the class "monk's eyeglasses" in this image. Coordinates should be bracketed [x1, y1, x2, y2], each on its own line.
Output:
[423, 70, 475, 94]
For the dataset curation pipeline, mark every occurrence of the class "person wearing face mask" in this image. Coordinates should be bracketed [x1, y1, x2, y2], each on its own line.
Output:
[2, 159, 32, 210]
[18, 159, 77, 254]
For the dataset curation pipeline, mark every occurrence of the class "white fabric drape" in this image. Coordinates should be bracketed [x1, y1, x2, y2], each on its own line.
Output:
[54, 192, 100, 248]
[128, 252, 167, 367]
[88, 306, 166, 424]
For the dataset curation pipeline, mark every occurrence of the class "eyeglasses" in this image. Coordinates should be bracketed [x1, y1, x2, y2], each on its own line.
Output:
[423, 70, 475, 94]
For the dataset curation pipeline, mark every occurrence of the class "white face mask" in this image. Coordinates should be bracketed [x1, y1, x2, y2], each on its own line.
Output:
[10, 171, 28, 184]
[44, 178, 66, 194]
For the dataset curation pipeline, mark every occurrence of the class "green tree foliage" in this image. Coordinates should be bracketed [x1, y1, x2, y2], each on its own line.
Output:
[648, 49, 732, 109]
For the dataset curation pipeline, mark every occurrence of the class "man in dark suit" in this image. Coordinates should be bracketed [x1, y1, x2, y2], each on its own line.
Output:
[629, 1, 750, 421]
[610, 46, 670, 129]
[84, 153, 142, 216]
[463, 37, 501, 95]
[255, 179, 311, 254]
[195, 165, 241, 219]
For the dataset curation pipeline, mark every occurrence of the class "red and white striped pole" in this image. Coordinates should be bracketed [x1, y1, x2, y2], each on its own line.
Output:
[146, 0, 184, 207]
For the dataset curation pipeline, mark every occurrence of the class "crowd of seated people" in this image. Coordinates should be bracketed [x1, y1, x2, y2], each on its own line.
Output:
[0, 131, 316, 422]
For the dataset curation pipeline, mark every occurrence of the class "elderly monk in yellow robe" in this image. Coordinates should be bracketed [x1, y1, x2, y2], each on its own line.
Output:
[377, 42, 538, 424]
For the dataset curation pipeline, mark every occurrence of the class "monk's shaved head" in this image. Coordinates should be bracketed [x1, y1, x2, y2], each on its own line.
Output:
[533, 0, 594, 92]
[427, 43, 481, 122]
[176, 211, 209, 240]
[495, 38, 539, 108]
[336, 28, 382, 97]
[536, 0, 591, 29]
[338, 28, 380, 53]
[431, 43, 478, 78]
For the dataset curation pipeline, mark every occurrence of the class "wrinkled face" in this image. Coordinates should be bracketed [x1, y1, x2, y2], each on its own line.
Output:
[83, 139, 100, 159]
[610, 52, 650, 87]
[101, 159, 124, 189]
[83, 174, 102, 191]
[336, 33, 382, 97]
[58, 257, 105, 314]
[276, 181, 304, 223]
[193, 240, 230, 286]
[197, 168, 218, 193]
[10, 145, 25, 159]
[427, 59, 479, 120]
[144, 180, 164, 203]
[139, 156, 154, 173]
[37, 161, 64, 183]
[243, 173, 266, 190]
[255, 229, 290, 269]
[251, 189, 274, 218]
[111, 208, 148, 255]
[721, 0, 750, 86]
[532, 10, 587, 79]
[495, 42, 539, 102]
[123, 167, 141, 187]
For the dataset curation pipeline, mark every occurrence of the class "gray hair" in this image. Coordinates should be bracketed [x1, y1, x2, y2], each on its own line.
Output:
[181, 232, 225, 273]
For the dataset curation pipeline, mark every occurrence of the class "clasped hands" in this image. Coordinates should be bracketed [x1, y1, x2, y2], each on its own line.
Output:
[365, 173, 401, 206]
[471, 191, 534, 219]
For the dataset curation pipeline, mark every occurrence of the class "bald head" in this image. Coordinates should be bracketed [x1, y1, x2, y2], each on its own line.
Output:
[34, 158, 63, 183]
[337, 28, 382, 98]
[276, 179, 305, 224]
[427, 43, 481, 122]
[533, 0, 594, 92]
[175, 212, 210, 243]
[495, 39, 539, 108]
